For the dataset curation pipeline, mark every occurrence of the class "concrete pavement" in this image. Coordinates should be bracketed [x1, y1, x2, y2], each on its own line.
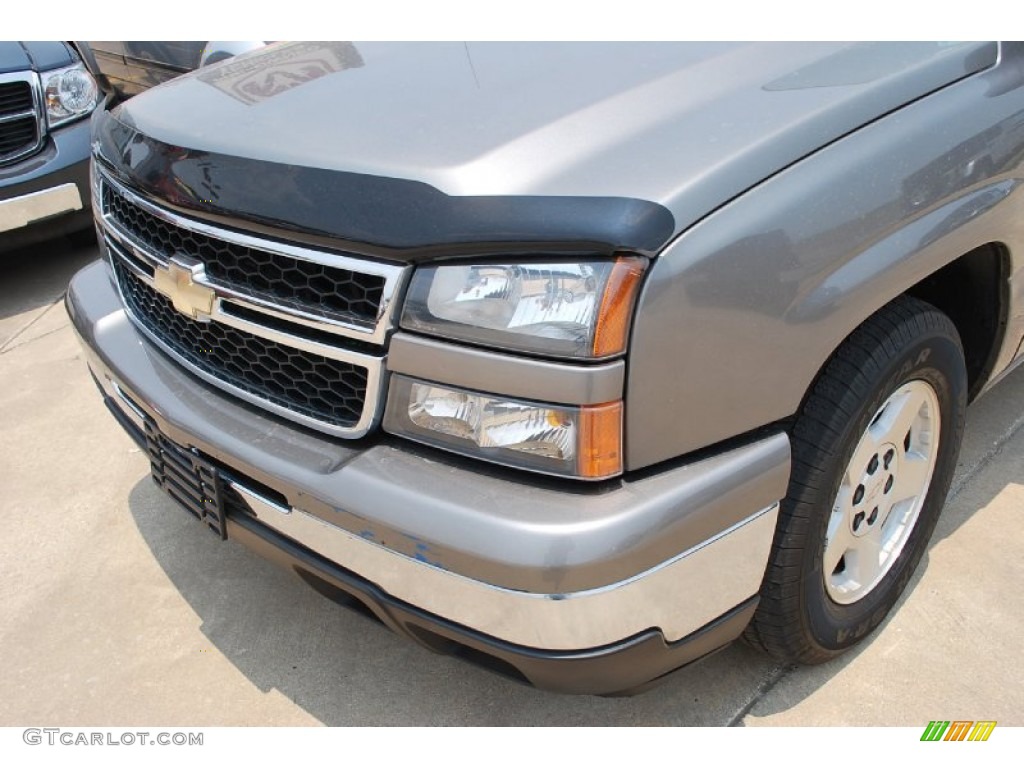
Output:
[1, 238, 1021, 726]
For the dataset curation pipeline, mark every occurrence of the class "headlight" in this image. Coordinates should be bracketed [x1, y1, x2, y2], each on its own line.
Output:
[384, 375, 622, 479]
[400, 256, 646, 359]
[43, 63, 100, 129]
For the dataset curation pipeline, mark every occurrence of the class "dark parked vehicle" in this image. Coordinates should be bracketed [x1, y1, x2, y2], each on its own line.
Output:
[1, 42, 100, 250]
[68, 42, 1024, 694]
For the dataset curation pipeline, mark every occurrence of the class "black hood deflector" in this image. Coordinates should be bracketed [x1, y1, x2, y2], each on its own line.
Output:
[95, 109, 676, 262]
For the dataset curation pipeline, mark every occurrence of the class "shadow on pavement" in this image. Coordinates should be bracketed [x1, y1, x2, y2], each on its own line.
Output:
[0, 235, 98, 324]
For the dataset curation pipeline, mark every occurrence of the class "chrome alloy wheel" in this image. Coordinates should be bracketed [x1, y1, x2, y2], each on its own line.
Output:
[824, 380, 941, 604]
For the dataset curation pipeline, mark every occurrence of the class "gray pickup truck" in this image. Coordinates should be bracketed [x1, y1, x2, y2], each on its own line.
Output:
[67, 41, 1024, 694]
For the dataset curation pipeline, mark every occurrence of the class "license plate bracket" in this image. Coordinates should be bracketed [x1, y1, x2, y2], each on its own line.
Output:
[145, 421, 228, 540]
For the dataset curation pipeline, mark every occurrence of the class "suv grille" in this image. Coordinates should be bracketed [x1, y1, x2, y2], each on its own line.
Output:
[98, 169, 405, 438]
[0, 78, 42, 165]
[102, 181, 386, 325]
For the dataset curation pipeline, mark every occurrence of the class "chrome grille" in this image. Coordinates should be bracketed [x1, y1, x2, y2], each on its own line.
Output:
[98, 166, 406, 438]
[102, 181, 387, 326]
[0, 74, 43, 165]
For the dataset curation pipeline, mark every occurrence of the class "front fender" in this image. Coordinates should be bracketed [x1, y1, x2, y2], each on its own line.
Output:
[626, 48, 1024, 470]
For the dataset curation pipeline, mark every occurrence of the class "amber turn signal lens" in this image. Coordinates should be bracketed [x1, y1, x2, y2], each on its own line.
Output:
[592, 257, 646, 357]
[577, 401, 623, 479]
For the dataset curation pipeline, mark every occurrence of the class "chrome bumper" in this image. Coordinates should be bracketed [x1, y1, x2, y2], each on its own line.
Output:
[236, 483, 778, 648]
[0, 182, 82, 233]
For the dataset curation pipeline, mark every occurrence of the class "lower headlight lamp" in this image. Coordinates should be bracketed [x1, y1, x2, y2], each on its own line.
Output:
[384, 375, 622, 480]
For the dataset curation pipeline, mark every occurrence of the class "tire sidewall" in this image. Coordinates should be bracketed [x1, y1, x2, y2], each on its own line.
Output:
[802, 328, 966, 652]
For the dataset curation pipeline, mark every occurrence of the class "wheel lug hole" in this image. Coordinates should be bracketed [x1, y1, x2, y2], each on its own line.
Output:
[884, 475, 894, 494]
[867, 507, 879, 525]
[853, 484, 865, 505]
[853, 511, 866, 531]
[883, 448, 895, 469]
[867, 455, 879, 474]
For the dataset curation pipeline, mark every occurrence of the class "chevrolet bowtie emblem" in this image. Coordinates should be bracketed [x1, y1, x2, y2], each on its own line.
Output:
[153, 256, 216, 321]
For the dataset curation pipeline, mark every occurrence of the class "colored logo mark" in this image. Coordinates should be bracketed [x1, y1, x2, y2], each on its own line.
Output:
[920, 720, 997, 742]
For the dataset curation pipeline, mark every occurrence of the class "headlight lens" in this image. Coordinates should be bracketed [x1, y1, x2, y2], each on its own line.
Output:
[384, 375, 623, 479]
[400, 256, 645, 359]
[43, 64, 100, 128]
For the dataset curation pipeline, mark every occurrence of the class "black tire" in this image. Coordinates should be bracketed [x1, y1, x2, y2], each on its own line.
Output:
[745, 295, 967, 663]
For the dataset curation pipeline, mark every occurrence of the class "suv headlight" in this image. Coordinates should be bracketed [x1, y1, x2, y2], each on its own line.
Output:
[400, 256, 646, 359]
[43, 63, 100, 129]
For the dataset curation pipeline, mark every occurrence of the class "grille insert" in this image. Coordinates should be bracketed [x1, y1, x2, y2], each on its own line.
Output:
[115, 259, 369, 429]
[0, 117, 36, 156]
[0, 79, 39, 164]
[102, 182, 386, 325]
[0, 81, 34, 115]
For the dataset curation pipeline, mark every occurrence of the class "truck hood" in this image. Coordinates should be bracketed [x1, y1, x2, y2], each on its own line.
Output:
[99, 41, 996, 256]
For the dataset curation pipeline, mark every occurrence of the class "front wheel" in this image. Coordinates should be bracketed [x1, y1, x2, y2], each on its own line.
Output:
[746, 295, 967, 663]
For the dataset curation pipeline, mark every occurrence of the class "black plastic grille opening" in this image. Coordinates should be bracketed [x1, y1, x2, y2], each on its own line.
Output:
[0, 81, 34, 116]
[102, 182, 386, 325]
[114, 259, 369, 429]
[0, 116, 37, 159]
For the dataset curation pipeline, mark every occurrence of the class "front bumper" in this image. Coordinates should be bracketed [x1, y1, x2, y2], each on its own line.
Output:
[68, 258, 790, 693]
[0, 116, 93, 248]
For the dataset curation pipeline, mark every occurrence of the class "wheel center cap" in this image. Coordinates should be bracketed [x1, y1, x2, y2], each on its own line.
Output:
[863, 476, 886, 506]
[851, 441, 899, 537]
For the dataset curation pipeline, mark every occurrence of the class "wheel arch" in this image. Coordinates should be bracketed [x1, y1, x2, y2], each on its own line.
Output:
[789, 240, 1014, 429]
[904, 241, 1012, 402]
